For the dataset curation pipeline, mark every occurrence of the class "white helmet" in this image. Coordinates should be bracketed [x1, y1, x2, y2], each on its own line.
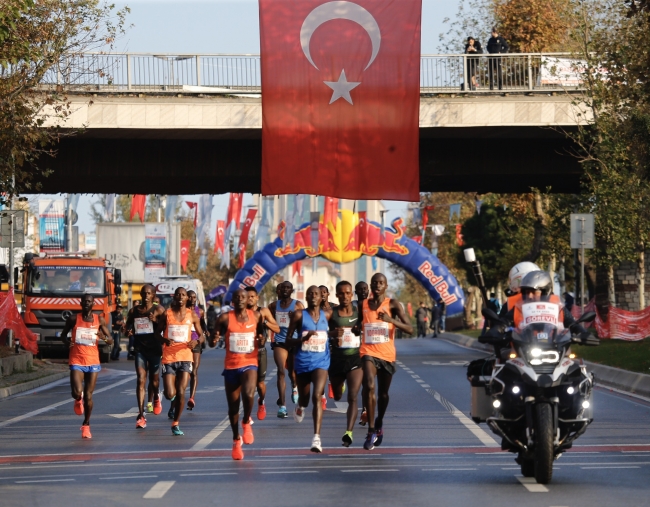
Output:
[508, 262, 541, 293]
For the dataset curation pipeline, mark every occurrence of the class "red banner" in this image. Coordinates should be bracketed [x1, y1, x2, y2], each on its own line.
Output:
[130, 195, 146, 223]
[185, 201, 198, 229]
[259, 0, 422, 200]
[572, 298, 650, 340]
[293, 260, 303, 277]
[407, 302, 413, 318]
[238, 209, 258, 267]
[214, 220, 225, 254]
[358, 211, 367, 248]
[227, 193, 243, 232]
[0, 290, 38, 354]
[455, 224, 464, 246]
[324, 197, 339, 229]
[180, 240, 190, 271]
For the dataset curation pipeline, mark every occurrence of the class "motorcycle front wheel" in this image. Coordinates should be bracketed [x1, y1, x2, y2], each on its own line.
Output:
[534, 403, 554, 484]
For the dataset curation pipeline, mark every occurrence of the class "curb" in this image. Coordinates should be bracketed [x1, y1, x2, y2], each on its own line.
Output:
[0, 372, 68, 400]
[442, 332, 650, 399]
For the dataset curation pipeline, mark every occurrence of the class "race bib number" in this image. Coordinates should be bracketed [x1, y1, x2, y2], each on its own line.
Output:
[168, 325, 189, 343]
[340, 327, 360, 349]
[134, 317, 154, 335]
[75, 327, 98, 346]
[277, 312, 290, 328]
[301, 331, 328, 353]
[521, 303, 559, 327]
[229, 332, 255, 354]
[363, 322, 390, 344]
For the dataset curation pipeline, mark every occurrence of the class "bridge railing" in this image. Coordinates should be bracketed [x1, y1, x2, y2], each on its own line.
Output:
[44, 53, 583, 94]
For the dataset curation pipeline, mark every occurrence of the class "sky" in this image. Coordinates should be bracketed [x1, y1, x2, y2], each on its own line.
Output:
[27, 0, 460, 237]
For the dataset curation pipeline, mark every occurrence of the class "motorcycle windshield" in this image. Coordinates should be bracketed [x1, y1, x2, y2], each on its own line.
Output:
[512, 299, 569, 346]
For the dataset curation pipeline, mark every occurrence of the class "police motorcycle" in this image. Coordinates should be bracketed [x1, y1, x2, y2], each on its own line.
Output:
[467, 270, 599, 484]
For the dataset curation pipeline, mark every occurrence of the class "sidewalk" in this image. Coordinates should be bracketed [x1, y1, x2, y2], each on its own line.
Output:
[441, 331, 650, 399]
[0, 358, 69, 400]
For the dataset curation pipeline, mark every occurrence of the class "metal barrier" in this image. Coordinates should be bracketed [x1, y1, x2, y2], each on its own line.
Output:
[44, 53, 582, 94]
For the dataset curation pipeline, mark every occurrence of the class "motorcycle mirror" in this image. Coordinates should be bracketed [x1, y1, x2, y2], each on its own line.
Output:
[576, 311, 596, 324]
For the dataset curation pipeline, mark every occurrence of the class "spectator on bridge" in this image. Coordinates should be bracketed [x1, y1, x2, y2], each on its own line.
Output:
[464, 37, 483, 90]
[415, 302, 430, 337]
[486, 27, 509, 90]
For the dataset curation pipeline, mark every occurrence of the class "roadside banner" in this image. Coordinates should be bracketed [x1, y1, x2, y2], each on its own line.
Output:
[0, 289, 38, 354]
[38, 199, 66, 253]
[144, 223, 167, 282]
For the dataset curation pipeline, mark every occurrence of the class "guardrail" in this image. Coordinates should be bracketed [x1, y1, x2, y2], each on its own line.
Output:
[45, 53, 583, 94]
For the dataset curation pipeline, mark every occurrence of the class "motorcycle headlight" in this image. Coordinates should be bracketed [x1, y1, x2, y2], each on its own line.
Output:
[528, 348, 560, 365]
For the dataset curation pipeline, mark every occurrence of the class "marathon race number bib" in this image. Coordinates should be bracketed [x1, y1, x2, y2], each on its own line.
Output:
[168, 325, 189, 343]
[75, 327, 98, 346]
[277, 312, 290, 328]
[521, 303, 560, 327]
[134, 317, 154, 335]
[364, 322, 390, 344]
[340, 328, 360, 349]
[301, 331, 328, 353]
[229, 332, 255, 354]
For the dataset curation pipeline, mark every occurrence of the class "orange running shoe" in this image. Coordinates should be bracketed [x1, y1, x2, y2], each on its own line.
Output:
[136, 415, 147, 429]
[257, 402, 267, 421]
[81, 425, 92, 439]
[328, 383, 334, 399]
[74, 394, 84, 416]
[153, 396, 162, 415]
[187, 397, 195, 410]
[321, 395, 327, 411]
[359, 408, 368, 426]
[232, 437, 244, 460]
[242, 421, 254, 444]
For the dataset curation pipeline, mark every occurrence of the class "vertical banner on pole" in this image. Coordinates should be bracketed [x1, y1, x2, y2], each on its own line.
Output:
[39, 199, 66, 253]
[144, 223, 167, 282]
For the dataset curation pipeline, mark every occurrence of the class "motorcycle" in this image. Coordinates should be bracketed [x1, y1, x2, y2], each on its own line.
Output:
[468, 300, 599, 484]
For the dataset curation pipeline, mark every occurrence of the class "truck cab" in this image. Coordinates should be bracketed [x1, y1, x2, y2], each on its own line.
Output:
[20, 252, 122, 363]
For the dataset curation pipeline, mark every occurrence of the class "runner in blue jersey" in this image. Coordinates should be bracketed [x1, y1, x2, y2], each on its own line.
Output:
[268, 281, 304, 418]
[285, 285, 333, 453]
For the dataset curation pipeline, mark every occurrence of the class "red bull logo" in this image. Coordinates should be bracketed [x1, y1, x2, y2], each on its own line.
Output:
[418, 260, 458, 305]
[274, 212, 410, 264]
[240, 264, 266, 288]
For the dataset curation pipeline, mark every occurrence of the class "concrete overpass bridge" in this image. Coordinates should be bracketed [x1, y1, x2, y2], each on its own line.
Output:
[40, 53, 589, 195]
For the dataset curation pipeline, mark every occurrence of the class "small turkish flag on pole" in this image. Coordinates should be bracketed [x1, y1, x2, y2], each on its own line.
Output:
[238, 209, 258, 267]
[185, 201, 198, 229]
[215, 220, 225, 254]
[260, 0, 421, 201]
[180, 239, 190, 271]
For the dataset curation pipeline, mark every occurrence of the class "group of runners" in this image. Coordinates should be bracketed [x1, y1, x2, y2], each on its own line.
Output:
[62, 272, 413, 460]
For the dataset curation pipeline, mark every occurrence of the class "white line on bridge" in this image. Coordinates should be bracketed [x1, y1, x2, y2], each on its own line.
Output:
[16, 478, 75, 484]
[143, 481, 175, 499]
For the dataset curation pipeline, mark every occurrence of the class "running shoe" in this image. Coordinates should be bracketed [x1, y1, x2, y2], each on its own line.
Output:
[136, 415, 147, 429]
[291, 387, 299, 404]
[168, 405, 175, 420]
[257, 401, 267, 421]
[232, 437, 244, 460]
[242, 421, 254, 444]
[359, 408, 368, 426]
[187, 397, 195, 410]
[321, 395, 327, 411]
[293, 406, 305, 423]
[310, 435, 322, 453]
[342, 431, 353, 447]
[74, 394, 84, 416]
[171, 424, 184, 436]
[375, 427, 384, 446]
[146, 402, 153, 414]
[81, 425, 92, 439]
[328, 383, 334, 399]
[277, 406, 288, 418]
[363, 431, 378, 451]
[153, 397, 162, 415]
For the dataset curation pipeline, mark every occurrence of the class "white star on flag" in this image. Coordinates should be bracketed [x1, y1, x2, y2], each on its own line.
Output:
[324, 69, 361, 105]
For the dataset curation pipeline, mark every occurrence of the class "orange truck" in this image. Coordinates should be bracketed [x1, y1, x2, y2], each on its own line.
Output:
[20, 252, 122, 363]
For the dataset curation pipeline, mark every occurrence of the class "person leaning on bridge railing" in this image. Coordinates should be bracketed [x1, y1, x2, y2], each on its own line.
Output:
[486, 27, 509, 91]
[464, 37, 483, 91]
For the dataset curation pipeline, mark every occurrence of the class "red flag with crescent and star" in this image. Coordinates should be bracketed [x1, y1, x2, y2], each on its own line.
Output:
[259, 0, 421, 201]
[180, 240, 190, 272]
[238, 209, 258, 267]
[215, 220, 225, 254]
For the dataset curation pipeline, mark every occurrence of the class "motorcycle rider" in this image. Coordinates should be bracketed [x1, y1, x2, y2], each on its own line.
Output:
[500, 261, 541, 317]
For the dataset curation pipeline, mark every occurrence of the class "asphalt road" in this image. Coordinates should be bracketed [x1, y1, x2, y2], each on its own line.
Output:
[0, 335, 649, 507]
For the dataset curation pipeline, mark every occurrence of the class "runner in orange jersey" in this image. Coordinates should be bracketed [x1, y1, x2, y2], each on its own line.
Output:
[155, 287, 203, 436]
[212, 289, 266, 460]
[360, 273, 413, 450]
[60, 294, 113, 439]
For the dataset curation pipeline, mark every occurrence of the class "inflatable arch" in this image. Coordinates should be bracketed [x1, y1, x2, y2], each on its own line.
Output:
[225, 215, 465, 318]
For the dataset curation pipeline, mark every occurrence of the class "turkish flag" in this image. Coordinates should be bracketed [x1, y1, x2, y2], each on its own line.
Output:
[185, 201, 198, 229]
[226, 193, 243, 231]
[358, 211, 367, 248]
[238, 209, 257, 267]
[215, 220, 225, 254]
[323, 197, 338, 229]
[130, 195, 146, 223]
[180, 239, 190, 271]
[260, 0, 421, 201]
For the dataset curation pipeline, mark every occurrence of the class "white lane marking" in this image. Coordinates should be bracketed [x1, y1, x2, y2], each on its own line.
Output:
[179, 472, 237, 477]
[108, 407, 141, 419]
[341, 469, 399, 473]
[581, 466, 640, 469]
[101, 475, 158, 480]
[143, 481, 175, 499]
[425, 388, 499, 447]
[517, 476, 549, 492]
[416, 380, 425, 383]
[190, 409, 240, 451]
[328, 401, 348, 414]
[422, 361, 467, 366]
[0, 376, 135, 428]
[421, 384, 431, 387]
[108, 458, 161, 462]
[261, 471, 318, 474]
[422, 468, 477, 471]
[31, 461, 85, 465]
[411, 375, 421, 378]
[16, 478, 75, 484]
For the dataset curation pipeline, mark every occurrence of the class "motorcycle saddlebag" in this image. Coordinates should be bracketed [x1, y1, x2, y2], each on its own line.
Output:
[468, 358, 495, 423]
